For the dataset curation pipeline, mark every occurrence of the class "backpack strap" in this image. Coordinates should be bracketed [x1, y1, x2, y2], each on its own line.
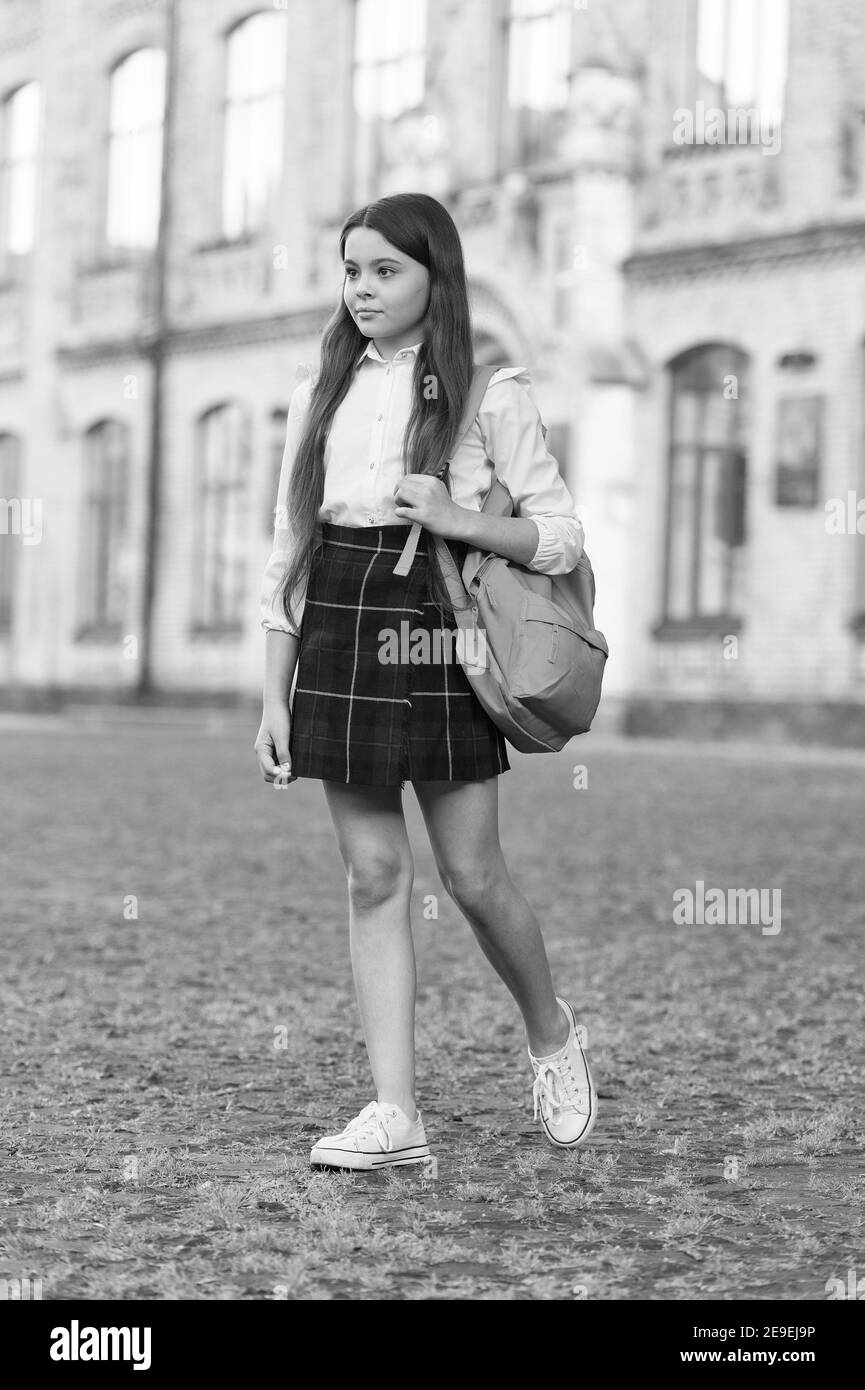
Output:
[392, 364, 499, 576]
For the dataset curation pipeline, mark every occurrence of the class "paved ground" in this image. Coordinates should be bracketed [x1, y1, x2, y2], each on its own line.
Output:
[1, 715, 863, 1300]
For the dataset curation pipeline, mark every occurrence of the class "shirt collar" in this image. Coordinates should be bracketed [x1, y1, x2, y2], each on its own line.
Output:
[355, 338, 424, 368]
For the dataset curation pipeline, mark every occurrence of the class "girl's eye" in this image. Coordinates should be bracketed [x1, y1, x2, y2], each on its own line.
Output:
[344, 267, 395, 278]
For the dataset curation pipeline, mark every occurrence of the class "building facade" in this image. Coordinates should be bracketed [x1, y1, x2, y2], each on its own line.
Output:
[0, 0, 864, 730]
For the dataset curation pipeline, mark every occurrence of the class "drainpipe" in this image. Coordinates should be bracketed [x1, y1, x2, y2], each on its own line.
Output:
[137, 0, 177, 697]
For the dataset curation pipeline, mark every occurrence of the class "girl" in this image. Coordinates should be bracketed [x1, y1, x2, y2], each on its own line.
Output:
[254, 192, 596, 1171]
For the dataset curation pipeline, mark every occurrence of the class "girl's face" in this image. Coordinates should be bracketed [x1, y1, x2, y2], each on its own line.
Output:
[343, 226, 430, 355]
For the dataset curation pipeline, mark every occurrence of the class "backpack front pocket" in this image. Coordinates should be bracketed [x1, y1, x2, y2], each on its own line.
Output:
[511, 594, 608, 730]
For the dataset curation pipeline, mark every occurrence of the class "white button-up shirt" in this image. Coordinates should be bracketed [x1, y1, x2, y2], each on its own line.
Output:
[261, 339, 584, 637]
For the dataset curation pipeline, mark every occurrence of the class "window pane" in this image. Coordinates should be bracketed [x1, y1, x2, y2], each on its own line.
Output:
[8, 163, 37, 252]
[199, 406, 248, 626]
[666, 347, 748, 622]
[80, 423, 128, 628]
[667, 447, 697, 619]
[227, 12, 287, 98]
[696, 0, 725, 89]
[109, 48, 165, 132]
[725, 0, 755, 106]
[353, 0, 427, 121]
[702, 388, 736, 447]
[508, 0, 570, 111]
[4, 82, 42, 252]
[757, 0, 789, 114]
[223, 14, 287, 236]
[695, 0, 788, 118]
[7, 81, 40, 158]
[698, 450, 728, 613]
[672, 389, 701, 447]
[107, 50, 165, 247]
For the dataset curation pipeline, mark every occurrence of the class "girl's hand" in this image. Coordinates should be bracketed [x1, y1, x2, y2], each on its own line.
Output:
[393, 475, 461, 538]
[254, 705, 296, 786]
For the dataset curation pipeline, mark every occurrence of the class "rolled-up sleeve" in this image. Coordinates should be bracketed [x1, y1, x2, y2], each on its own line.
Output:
[478, 369, 584, 575]
[260, 374, 314, 637]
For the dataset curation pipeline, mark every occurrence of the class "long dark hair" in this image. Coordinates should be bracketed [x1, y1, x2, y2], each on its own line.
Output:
[276, 192, 477, 631]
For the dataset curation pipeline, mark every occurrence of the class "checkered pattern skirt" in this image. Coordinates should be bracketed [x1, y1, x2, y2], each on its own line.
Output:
[289, 522, 511, 786]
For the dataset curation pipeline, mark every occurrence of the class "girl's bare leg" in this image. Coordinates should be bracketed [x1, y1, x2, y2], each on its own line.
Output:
[322, 780, 418, 1116]
[412, 777, 570, 1056]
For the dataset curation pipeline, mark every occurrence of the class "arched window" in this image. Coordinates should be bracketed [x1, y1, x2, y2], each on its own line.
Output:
[660, 344, 749, 629]
[194, 403, 250, 631]
[106, 48, 166, 249]
[1, 81, 42, 253]
[222, 12, 288, 239]
[78, 420, 130, 635]
[0, 433, 22, 632]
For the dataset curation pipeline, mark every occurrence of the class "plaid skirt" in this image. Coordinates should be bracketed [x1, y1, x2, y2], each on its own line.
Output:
[289, 522, 511, 786]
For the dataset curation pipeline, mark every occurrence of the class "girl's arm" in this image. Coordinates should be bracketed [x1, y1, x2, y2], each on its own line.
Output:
[395, 372, 583, 569]
[260, 373, 315, 645]
[255, 374, 313, 783]
[263, 628, 300, 709]
[448, 508, 541, 566]
[256, 630, 298, 782]
[458, 370, 584, 571]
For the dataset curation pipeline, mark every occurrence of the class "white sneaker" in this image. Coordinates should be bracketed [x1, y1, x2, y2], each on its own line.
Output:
[528, 997, 597, 1148]
[309, 1100, 432, 1171]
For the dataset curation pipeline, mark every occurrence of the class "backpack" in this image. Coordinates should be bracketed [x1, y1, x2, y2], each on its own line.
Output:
[392, 364, 608, 753]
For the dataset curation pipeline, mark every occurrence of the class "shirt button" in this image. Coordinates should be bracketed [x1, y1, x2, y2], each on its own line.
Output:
[369, 461, 375, 469]
[377, 413, 383, 420]
[368, 514, 375, 523]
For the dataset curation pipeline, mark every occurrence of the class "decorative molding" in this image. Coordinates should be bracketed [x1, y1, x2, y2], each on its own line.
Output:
[55, 308, 333, 369]
[624, 222, 865, 285]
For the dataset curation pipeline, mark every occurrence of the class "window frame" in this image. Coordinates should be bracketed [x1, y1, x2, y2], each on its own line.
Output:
[654, 342, 749, 639]
[220, 9, 289, 242]
[105, 47, 167, 252]
[497, 0, 573, 172]
[0, 80, 42, 259]
[191, 401, 251, 637]
[75, 419, 130, 642]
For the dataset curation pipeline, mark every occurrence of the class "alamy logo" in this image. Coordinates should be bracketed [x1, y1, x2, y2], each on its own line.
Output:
[825, 1269, 865, 1299]
[49, 1321, 151, 1370]
[378, 621, 488, 670]
[0, 1276, 42, 1299]
[0, 496, 42, 545]
[672, 101, 782, 154]
[673, 880, 782, 935]
[824, 492, 865, 534]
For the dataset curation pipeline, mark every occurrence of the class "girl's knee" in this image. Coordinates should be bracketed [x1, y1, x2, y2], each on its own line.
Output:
[346, 851, 413, 911]
[439, 853, 505, 913]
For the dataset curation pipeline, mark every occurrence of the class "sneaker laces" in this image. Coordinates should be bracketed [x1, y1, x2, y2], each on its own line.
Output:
[341, 1102, 395, 1152]
[531, 1054, 590, 1122]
